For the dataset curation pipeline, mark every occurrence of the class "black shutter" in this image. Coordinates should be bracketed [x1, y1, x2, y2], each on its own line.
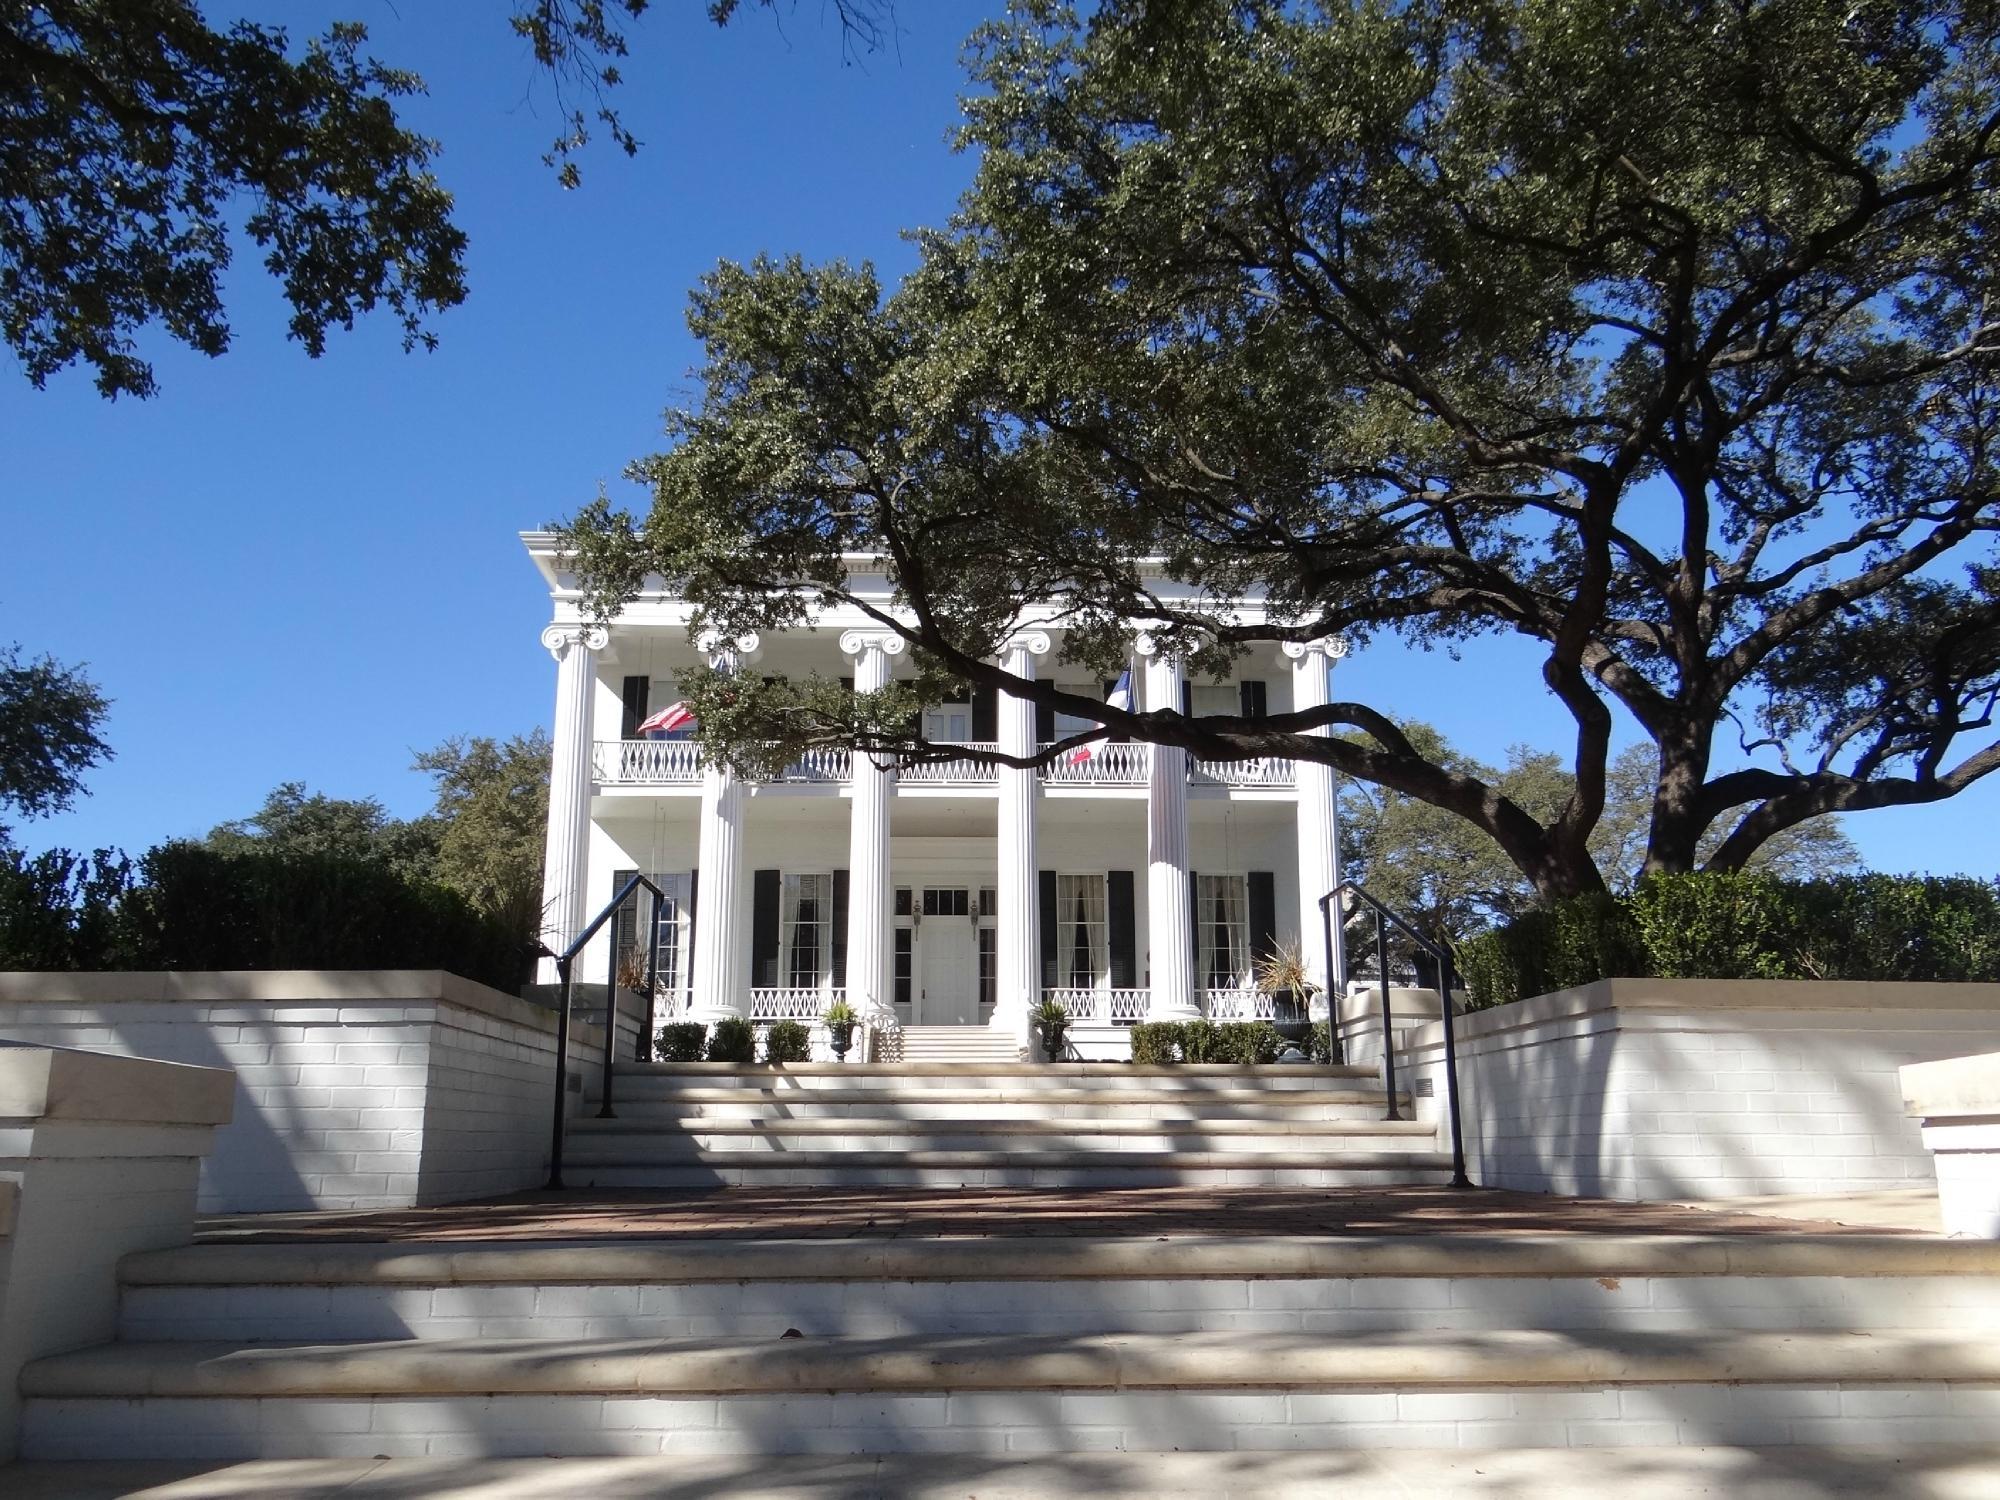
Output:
[686, 869, 699, 977]
[831, 869, 850, 987]
[612, 867, 639, 973]
[841, 676, 853, 693]
[1188, 868, 1200, 972]
[1035, 701, 1056, 744]
[1180, 681, 1192, 717]
[751, 869, 781, 989]
[972, 683, 998, 743]
[1248, 871, 1278, 964]
[1039, 870, 1058, 988]
[1107, 870, 1136, 988]
[1240, 680, 1267, 719]
[620, 676, 649, 739]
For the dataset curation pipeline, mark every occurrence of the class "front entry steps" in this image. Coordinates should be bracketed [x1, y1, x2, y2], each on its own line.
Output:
[897, 1026, 1020, 1064]
[564, 1060, 1445, 1188]
[21, 1232, 2000, 1461]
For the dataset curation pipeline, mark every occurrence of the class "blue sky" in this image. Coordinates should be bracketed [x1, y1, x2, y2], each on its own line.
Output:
[3, 1, 1993, 877]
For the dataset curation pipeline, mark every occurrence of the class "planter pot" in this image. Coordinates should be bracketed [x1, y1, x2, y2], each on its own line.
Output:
[827, 1023, 854, 1061]
[1036, 1024, 1068, 1061]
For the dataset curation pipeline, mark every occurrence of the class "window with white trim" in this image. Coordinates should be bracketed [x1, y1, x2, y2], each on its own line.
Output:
[1191, 683, 1236, 719]
[617, 873, 693, 1005]
[1057, 873, 1109, 989]
[1198, 874, 1250, 989]
[782, 873, 834, 989]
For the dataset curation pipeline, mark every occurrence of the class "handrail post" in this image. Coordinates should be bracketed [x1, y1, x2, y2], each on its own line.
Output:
[598, 901, 621, 1119]
[1375, 908, 1400, 1121]
[547, 953, 574, 1191]
[1317, 892, 1344, 1066]
[1437, 942, 1471, 1188]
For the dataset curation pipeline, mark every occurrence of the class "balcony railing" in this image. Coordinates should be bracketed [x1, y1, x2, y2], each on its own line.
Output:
[773, 748, 850, 783]
[898, 743, 1000, 785]
[1039, 741, 1149, 785]
[1192, 757, 1295, 788]
[596, 739, 701, 783]
[748, 986, 841, 1020]
[1044, 985, 1150, 1023]
[1199, 985, 1273, 1020]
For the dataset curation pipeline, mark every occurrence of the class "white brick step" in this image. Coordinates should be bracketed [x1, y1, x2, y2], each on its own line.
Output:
[24, 1329, 2000, 1459]
[621, 1062, 1377, 1091]
[561, 1159, 1456, 1189]
[571, 1116, 1437, 1144]
[611, 1087, 1398, 1122]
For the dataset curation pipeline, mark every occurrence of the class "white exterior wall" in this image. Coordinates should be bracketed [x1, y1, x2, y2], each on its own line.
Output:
[0, 973, 607, 1213]
[1402, 979, 2000, 1201]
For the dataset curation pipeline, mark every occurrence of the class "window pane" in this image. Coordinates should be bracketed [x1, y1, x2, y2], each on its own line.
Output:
[783, 873, 832, 988]
[1056, 873, 1108, 987]
[1198, 874, 1250, 988]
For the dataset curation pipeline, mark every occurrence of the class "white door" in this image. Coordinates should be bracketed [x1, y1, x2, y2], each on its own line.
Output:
[924, 705, 970, 743]
[919, 912, 978, 1024]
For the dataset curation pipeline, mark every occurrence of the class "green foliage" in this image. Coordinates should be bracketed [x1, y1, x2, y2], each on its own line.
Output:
[207, 782, 440, 883]
[655, 1022, 708, 1061]
[822, 999, 856, 1027]
[0, 645, 112, 835]
[1307, 1022, 1335, 1065]
[1129, 1022, 1181, 1066]
[763, 1019, 812, 1064]
[705, 1015, 755, 1062]
[1460, 873, 2000, 1006]
[413, 732, 551, 933]
[0, 846, 137, 969]
[118, 842, 527, 992]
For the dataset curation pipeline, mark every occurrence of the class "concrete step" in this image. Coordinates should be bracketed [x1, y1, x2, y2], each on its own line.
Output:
[618, 1062, 1377, 1091]
[555, 1152, 1460, 1188]
[111, 1234, 2000, 1345]
[13, 1448, 2000, 1498]
[24, 1328, 2000, 1458]
[605, 1086, 1399, 1122]
[564, 1118, 1441, 1155]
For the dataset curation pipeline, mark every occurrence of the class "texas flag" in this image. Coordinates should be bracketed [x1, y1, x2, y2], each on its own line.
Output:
[1066, 668, 1133, 765]
[636, 701, 696, 738]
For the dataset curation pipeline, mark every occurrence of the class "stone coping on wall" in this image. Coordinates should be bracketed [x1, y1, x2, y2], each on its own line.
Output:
[0, 1042, 233, 1127]
[0, 970, 564, 1037]
[1902, 1049, 2000, 1119]
[1402, 977, 2000, 1056]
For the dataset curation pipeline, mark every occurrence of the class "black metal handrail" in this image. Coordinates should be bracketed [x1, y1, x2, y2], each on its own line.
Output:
[1318, 879, 1472, 1190]
[546, 872, 665, 1191]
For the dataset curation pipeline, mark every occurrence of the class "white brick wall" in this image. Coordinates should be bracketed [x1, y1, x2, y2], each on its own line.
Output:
[1401, 979, 2000, 1201]
[0, 972, 607, 1212]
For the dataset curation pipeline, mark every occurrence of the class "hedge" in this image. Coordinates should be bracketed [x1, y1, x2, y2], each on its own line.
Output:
[764, 1019, 812, 1063]
[655, 1022, 708, 1061]
[0, 840, 529, 993]
[706, 1015, 756, 1063]
[1458, 872, 2000, 1009]
[1128, 1019, 1283, 1065]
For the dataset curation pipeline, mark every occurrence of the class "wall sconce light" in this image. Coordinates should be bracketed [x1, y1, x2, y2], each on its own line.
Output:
[969, 895, 982, 925]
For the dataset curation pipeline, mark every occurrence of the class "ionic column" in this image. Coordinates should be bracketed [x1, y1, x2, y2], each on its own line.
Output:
[994, 631, 1051, 1047]
[840, 630, 906, 1023]
[537, 622, 609, 984]
[1137, 634, 1197, 1020]
[1285, 636, 1352, 1014]
[688, 631, 759, 1022]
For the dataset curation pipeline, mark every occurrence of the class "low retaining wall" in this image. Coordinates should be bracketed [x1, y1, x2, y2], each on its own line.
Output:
[1902, 1050, 2000, 1238]
[1401, 978, 2000, 1202]
[0, 972, 607, 1213]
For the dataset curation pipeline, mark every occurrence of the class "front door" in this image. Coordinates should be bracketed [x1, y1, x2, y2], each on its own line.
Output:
[918, 887, 978, 1023]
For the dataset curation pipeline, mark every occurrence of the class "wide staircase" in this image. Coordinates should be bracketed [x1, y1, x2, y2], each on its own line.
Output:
[559, 1059, 1453, 1188]
[895, 1024, 1019, 1064]
[19, 1228, 2000, 1465]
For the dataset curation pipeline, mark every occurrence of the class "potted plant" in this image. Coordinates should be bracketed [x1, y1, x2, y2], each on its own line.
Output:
[1031, 995, 1070, 1061]
[1254, 941, 1319, 1061]
[823, 999, 857, 1061]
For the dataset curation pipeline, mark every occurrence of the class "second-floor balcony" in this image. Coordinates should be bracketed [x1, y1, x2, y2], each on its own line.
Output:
[593, 739, 1296, 792]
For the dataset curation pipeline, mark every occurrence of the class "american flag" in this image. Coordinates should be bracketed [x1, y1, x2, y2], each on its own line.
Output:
[636, 701, 696, 737]
[1066, 668, 1133, 765]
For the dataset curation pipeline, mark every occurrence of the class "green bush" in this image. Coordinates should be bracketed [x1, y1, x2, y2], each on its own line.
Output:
[706, 1015, 756, 1063]
[1307, 1021, 1335, 1064]
[764, 1019, 811, 1063]
[1461, 871, 2000, 1008]
[1239, 1021, 1284, 1065]
[655, 1022, 708, 1061]
[1129, 1021, 1181, 1065]
[0, 846, 138, 969]
[1177, 1018, 1224, 1062]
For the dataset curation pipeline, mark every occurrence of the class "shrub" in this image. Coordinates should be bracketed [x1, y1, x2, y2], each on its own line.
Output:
[764, 1019, 811, 1064]
[1240, 1021, 1284, 1065]
[655, 1022, 708, 1061]
[1307, 1021, 1335, 1064]
[1628, 872, 1800, 980]
[706, 1015, 756, 1063]
[1787, 874, 2000, 983]
[1459, 891, 1649, 1009]
[1178, 1018, 1224, 1062]
[0, 846, 138, 969]
[1129, 1021, 1181, 1065]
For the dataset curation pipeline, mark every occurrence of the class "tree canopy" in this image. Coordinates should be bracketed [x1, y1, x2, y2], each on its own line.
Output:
[0, 644, 112, 838]
[2, 1, 893, 397]
[563, 0, 2000, 900]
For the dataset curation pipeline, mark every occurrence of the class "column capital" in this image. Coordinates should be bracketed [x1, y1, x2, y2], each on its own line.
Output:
[695, 629, 761, 670]
[838, 629, 909, 661]
[1281, 635, 1352, 665]
[1000, 629, 1052, 660]
[541, 623, 609, 661]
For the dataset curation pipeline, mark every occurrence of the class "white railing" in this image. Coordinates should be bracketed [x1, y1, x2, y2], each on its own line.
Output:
[1192, 757, 1295, 788]
[774, 748, 851, 783]
[595, 739, 702, 783]
[748, 986, 841, 1020]
[1039, 741, 1150, 785]
[899, 743, 1000, 784]
[1044, 986, 1150, 1023]
[1200, 986, 1273, 1020]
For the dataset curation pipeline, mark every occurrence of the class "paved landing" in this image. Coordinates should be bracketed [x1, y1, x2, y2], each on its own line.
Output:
[8, 1448, 2000, 1498]
[193, 1186, 1932, 1243]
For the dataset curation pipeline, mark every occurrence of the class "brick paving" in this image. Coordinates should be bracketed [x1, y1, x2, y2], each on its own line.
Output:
[194, 1186, 1924, 1243]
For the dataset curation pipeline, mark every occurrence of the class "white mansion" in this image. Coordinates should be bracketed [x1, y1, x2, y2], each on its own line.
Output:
[524, 533, 1348, 1056]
